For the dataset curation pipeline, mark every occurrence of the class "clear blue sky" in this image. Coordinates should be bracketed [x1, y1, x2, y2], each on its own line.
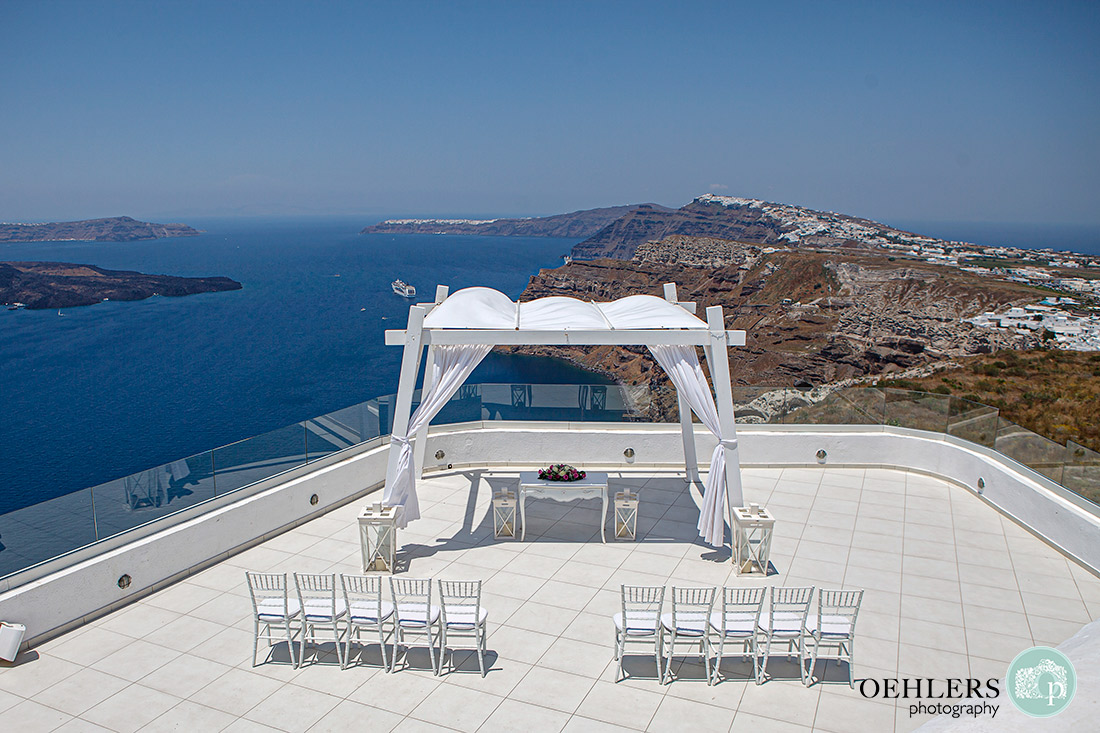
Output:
[1, 0, 1097, 226]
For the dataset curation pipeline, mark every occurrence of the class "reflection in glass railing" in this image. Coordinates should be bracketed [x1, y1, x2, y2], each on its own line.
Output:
[2, 382, 1098, 582]
[884, 389, 951, 433]
[93, 451, 217, 541]
[995, 418, 1068, 484]
[212, 423, 307, 496]
[947, 398, 999, 448]
[0, 488, 97, 579]
[1064, 441, 1100, 504]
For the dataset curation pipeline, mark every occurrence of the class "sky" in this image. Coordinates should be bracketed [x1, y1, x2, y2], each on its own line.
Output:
[1, 0, 1098, 227]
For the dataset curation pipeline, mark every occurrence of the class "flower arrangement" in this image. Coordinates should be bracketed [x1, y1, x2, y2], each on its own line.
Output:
[538, 463, 586, 482]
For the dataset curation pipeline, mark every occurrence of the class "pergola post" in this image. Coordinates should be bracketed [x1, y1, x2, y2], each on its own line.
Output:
[414, 286, 450, 478]
[665, 284, 700, 483]
[384, 305, 426, 493]
[704, 305, 743, 523]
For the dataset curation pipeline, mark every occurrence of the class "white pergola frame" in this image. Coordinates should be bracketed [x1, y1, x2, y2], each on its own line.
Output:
[382, 283, 748, 539]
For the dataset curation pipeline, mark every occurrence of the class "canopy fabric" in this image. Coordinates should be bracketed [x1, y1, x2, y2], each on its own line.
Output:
[648, 344, 738, 548]
[422, 287, 709, 331]
[382, 343, 492, 527]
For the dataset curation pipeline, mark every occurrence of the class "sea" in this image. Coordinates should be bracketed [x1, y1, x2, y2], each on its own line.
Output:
[0, 219, 601, 514]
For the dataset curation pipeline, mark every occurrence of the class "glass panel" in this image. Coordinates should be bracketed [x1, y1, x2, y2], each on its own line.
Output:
[732, 385, 782, 424]
[1062, 441, 1100, 506]
[419, 384, 649, 424]
[947, 397, 999, 448]
[994, 419, 1065, 483]
[783, 387, 886, 425]
[884, 389, 950, 432]
[305, 399, 382, 462]
[211, 424, 307, 496]
[432, 383, 484, 423]
[0, 488, 96, 579]
[92, 452, 217, 540]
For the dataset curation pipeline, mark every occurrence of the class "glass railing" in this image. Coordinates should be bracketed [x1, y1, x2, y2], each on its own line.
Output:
[1, 382, 1097, 581]
[745, 386, 1100, 505]
[0, 383, 643, 579]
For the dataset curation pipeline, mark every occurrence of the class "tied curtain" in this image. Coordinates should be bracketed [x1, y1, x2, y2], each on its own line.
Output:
[383, 344, 492, 527]
[648, 344, 742, 548]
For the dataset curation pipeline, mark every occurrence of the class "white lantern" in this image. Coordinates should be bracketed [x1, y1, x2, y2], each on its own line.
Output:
[614, 489, 639, 541]
[492, 489, 517, 539]
[358, 502, 399, 573]
[732, 504, 774, 574]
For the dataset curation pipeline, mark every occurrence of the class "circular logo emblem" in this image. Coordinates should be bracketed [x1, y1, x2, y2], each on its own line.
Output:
[1006, 646, 1076, 718]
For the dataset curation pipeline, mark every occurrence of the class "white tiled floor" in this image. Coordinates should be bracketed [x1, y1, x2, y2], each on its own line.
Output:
[2, 466, 1099, 732]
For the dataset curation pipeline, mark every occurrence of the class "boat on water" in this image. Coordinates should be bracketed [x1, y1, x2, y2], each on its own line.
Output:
[391, 279, 416, 298]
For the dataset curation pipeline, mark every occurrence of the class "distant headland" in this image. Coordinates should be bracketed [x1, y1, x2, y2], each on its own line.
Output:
[361, 204, 668, 239]
[1, 262, 241, 309]
[0, 216, 202, 243]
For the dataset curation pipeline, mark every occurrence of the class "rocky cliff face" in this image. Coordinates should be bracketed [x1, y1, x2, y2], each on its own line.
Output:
[513, 248, 1041, 419]
[571, 194, 941, 260]
[0, 217, 202, 243]
[361, 204, 672, 239]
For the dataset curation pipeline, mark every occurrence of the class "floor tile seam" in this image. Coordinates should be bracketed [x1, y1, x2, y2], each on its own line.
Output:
[135, 696, 238, 733]
[513, 663, 603, 718]
[77, 680, 186, 727]
[990, 516, 1039, 648]
[843, 483, 903, 654]
[15, 665, 139, 719]
[407, 682, 510, 732]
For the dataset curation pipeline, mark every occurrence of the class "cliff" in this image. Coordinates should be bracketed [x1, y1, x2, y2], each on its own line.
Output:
[571, 194, 941, 260]
[361, 204, 672, 239]
[1, 262, 242, 309]
[0, 216, 202, 243]
[512, 248, 1044, 419]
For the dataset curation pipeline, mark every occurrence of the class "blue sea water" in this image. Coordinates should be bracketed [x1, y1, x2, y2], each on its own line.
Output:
[891, 220, 1100, 256]
[0, 219, 599, 513]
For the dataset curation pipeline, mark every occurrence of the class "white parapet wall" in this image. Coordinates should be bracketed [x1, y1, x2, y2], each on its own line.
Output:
[2, 421, 1098, 648]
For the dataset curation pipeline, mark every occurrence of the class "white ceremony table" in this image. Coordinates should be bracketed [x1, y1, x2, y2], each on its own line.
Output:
[518, 471, 609, 543]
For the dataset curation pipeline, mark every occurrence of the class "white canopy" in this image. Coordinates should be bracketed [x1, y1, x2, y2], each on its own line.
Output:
[423, 287, 710, 331]
[382, 284, 747, 549]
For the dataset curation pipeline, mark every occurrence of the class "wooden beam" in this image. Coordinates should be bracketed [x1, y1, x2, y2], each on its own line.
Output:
[704, 305, 744, 524]
[383, 306, 426, 496]
[385, 328, 745, 347]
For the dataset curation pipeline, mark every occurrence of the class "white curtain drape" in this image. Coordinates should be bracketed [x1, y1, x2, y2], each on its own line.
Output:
[383, 344, 492, 527]
[648, 344, 740, 547]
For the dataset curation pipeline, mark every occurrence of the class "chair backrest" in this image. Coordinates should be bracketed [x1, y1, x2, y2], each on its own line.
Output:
[295, 573, 338, 615]
[670, 586, 715, 631]
[247, 572, 290, 617]
[390, 577, 433, 624]
[439, 580, 482, 627]
[817, 589, 863, 632]
[770, 585, 815, 624]
[342, 574, 385, 619]
[620, 584, 664, 634]
[721, 586, 766, 624]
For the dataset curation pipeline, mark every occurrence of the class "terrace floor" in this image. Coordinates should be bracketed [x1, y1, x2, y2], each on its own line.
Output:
[2, 466, 1099, 732]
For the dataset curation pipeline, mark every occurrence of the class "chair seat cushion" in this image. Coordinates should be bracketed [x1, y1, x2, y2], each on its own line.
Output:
[303, 598, 348, 622]
[613, 611, 659, 636]
[762, 610, 805, 636]
[709, 611, 757, 635]
[806, 614, 853, 637]
[442, 606, 488, 629]
[396, 603, 441, 627]
[257, 598, 301, 622]
[661, 612, 707, 636]
[349, 600, 395, 624]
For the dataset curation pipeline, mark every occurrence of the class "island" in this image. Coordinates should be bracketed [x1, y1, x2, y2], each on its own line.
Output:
[1, 262, 241, 309]
[0, 216, 202, 243]
[361, 204, 671, 239]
